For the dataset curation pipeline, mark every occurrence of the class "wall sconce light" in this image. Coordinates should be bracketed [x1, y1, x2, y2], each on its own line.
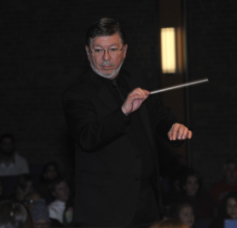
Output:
[161, 27, 177, 74]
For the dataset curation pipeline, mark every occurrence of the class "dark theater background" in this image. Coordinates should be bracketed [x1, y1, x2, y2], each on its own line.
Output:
[1, 0, 237, 210]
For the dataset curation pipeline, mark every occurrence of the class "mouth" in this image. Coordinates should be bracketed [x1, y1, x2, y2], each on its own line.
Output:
[102, 65, 112, 69]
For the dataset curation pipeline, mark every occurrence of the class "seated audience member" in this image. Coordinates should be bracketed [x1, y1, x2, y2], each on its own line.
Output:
[8, 174, 33, 205]
[171, 202, 195, 228]
[208, 191, 237, 228]
[0, 133, 29, 176]
[25, 191, 41, 213]
[179, 169, 214, 220]
[150, 218, 188, 228]
[0, 200, 34, 228]
[32, 199, 51, 228]
[210, 159, 237, 205]
[48, 177, 73, 225]
[38, 161, 61, 204]
[163, 156, 189, 207]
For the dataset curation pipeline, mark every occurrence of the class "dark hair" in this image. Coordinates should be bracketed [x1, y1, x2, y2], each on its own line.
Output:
[0, 133, 15, 144]
[180, 169, 201, 195]
[85, 17, 126, 46]
[0, 201, 27, 228]
[224, 159, 237, 169]
[219, 191, 237, 218]
[42, 161, 60, 175]
[171, 202, 195, 219]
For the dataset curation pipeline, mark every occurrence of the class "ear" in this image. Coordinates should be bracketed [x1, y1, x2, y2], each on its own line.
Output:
[123, 44, 128, 58]
[85, 45, 90, 58]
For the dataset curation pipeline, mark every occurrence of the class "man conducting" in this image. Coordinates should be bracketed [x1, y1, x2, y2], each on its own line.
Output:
[63, 18, 192, 227]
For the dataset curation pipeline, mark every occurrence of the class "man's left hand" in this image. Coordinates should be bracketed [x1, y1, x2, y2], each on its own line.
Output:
[168, 123, 192, 141]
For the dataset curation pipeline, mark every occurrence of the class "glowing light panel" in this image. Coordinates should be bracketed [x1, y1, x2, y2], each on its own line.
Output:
[161, 27, 176, 73]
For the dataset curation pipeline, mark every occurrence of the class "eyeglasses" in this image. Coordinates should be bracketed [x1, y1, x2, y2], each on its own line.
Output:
[89, 46, 124, 57]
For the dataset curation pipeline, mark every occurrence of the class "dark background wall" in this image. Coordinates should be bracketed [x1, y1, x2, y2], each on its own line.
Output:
[1, 0, 237, 188]
[186, 0, 237, 187]
[0, 0, 161, 178]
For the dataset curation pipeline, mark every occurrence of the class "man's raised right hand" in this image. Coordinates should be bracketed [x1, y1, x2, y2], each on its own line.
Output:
[121, 88, 150, 116]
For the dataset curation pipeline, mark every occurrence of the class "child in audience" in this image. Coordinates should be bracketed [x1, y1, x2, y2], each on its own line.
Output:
[179, 169, 214, 219]
[8, 174, 33, 205]
[171, 202, 195, 228]
[210, 159, 237, 205]
[208, 192, 237, 228]
[38, 161, 61, 204]
[48, 177, 73, 225]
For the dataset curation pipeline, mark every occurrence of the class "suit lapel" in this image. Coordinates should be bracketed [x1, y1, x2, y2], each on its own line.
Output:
[98, 84, 119, 111]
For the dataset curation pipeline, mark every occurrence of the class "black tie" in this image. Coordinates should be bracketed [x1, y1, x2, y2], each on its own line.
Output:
[112, 79, 125, 101]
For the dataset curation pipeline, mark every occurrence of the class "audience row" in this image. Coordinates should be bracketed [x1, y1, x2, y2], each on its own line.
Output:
[1, 133, 237, 228]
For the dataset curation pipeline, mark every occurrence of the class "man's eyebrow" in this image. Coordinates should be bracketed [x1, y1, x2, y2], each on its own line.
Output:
[93, 43, 120, 48]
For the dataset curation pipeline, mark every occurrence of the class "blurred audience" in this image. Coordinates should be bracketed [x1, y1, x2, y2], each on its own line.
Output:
[210, 159, 237, 205]
[171, 202, 195, 228]
[179, 169, 214, 219]
[25, 191, 41, 213]
[208, 191, 237, 228]
[151, 219, 188, 228]
[32, 198, 51, 228]
[8, 174, 33, 205]
[48, 177, 73, 225]
[163, 155, 190, 207]
[0, 200, 34, 228]
[38, 161, 61, 204]
[0, 134, 29, 176]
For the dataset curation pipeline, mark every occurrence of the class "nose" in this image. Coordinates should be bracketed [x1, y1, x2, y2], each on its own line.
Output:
[103, 50, 111, 60]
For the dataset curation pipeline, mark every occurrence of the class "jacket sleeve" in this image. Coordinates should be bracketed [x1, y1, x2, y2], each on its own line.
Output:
[62, 90, 130, 152]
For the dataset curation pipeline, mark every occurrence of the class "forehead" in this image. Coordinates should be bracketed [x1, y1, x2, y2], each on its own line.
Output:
[187, 175, 198, 181]
[90, 33, 122, 47]
[180, 206, 192, 213]
[227, 198, 237, 205]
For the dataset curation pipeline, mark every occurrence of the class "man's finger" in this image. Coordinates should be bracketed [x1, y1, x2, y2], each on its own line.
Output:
[188, 130, 192, 139]
[171, 124, 179, 140]
[180, 127, 189, 140]
[177, 126, 185, 140]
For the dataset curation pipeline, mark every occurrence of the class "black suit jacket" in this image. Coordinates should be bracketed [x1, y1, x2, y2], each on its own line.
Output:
[62, 66, 178, 226]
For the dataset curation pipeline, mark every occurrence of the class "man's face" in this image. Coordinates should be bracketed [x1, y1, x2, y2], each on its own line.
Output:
[0, 137, 15, 156]
[85, 33, 128, 79]
[225, 163, 237, 185]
